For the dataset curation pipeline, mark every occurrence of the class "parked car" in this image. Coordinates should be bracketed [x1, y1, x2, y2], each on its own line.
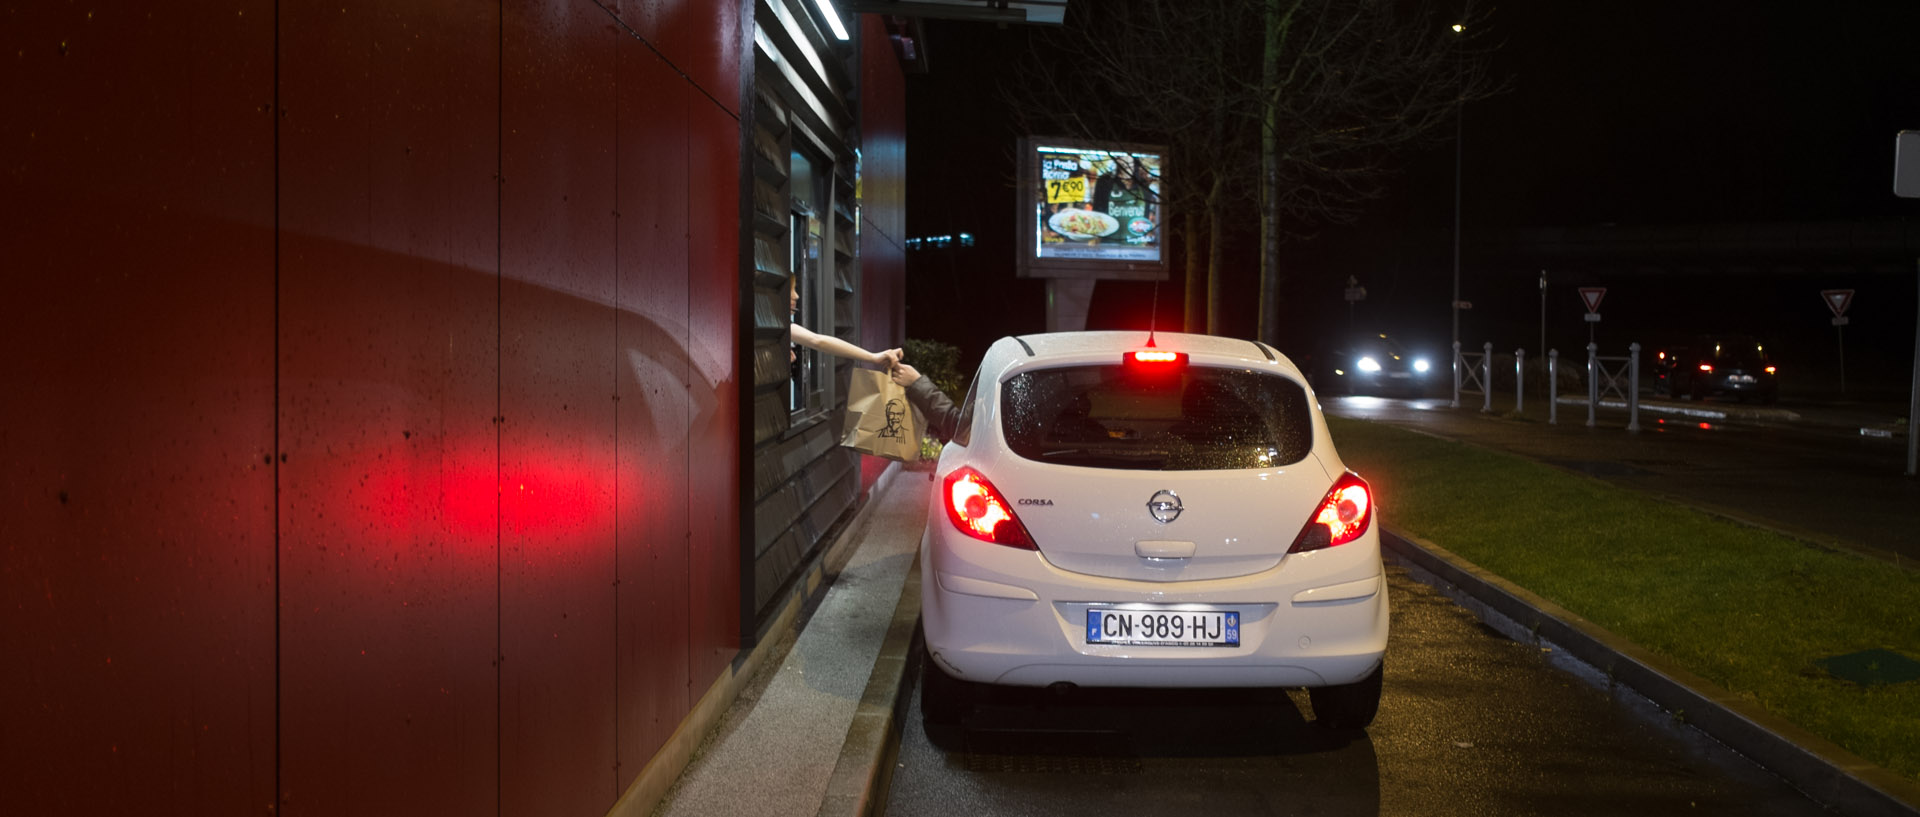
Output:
[919, 331, 1388, 730]
[1312, 332, 1436, 397]
[1651, 335, 1778, 403]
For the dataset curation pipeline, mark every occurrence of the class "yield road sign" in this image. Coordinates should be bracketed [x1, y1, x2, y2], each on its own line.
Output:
[1822, 289, 1854, 318]
[1579, 287, 1606, 313]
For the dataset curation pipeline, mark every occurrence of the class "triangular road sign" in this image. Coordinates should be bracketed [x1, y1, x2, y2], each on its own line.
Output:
[1579, 287, 1606, 313]
[1822, 289, 1854, 318]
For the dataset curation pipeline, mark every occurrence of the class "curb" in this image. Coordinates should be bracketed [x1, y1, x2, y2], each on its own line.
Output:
[1383, 528, 1920, 817]
[611, 464, 907, 817]
[817, 551, 922, 817]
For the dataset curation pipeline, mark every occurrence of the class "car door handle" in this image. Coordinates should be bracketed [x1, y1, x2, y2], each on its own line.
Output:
[1134, 540, 1196, 560]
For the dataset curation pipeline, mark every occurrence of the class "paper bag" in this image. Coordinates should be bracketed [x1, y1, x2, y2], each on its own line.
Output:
[839, 368, 925, 461]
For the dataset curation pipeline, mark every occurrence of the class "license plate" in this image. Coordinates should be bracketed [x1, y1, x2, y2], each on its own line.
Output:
[1085, 608, 1240, 647]
[1731, 374, 1755, 384]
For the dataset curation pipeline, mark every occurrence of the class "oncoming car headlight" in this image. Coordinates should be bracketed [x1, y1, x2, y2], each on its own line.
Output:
[1356, 357, 1381, 373]
[1413, 358, 1430, 373]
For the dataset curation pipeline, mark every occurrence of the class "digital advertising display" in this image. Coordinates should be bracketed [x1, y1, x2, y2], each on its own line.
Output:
[1016, 137, 1168, 280]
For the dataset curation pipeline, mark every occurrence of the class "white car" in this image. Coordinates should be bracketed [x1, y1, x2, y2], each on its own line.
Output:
[918, 331, 1387, 729]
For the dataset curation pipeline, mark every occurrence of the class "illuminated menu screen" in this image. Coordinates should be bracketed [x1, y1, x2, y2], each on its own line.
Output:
[1033, 145, 1163, 263]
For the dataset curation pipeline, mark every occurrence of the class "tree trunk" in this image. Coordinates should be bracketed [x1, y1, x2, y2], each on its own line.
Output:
[1207, 177, 1226, 335]
[1257, 0, 1292, 346]
[1184, 208, 1206, 333]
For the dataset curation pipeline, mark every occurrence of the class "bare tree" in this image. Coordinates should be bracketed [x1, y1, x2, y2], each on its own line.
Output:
[1006, 0, 1498, 341]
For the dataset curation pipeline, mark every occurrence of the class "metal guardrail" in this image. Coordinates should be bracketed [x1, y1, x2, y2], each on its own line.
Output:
[1457, 343, 1640, 431]
[1451, 341, 1492, 412]
[1586, 342, 1641, 432]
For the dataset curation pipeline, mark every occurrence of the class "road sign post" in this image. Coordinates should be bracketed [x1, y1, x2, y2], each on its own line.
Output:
[1579, 287, 1606, 345]
[1823, 289, 1854, 396]
[1538, 271, 1548, 367]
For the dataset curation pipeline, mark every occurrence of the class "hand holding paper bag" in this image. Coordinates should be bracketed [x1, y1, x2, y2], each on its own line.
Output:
[839, 368, 926, 461]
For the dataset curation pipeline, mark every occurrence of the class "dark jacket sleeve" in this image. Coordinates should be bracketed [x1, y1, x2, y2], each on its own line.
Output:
[904, 376, 962, 444]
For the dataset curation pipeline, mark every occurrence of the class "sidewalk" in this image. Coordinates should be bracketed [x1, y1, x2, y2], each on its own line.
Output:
[649, 463, 928, 817]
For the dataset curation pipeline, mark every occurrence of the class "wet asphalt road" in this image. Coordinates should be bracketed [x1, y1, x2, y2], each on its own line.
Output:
[884, 559, 1834, 817]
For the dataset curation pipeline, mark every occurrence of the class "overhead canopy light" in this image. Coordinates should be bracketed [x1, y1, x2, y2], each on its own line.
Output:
[840, 0, 1069, 26]
[812, 0, 851, 40]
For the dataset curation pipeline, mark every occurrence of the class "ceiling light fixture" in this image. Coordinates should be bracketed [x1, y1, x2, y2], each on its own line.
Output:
[813, 0, 850, 40]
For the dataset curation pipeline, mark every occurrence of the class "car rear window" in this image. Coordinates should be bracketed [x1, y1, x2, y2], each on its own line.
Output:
[1708, 339, 1767, 367]
[1000, 365, 1313, 470]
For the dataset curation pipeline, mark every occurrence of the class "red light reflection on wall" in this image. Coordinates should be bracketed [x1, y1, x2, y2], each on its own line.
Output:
[372, 458, 610, 538]
[500, 465, 603, 534]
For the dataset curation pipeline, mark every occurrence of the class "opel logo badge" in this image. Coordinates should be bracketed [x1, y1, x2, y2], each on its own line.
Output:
[1146, 490, 1183, 524]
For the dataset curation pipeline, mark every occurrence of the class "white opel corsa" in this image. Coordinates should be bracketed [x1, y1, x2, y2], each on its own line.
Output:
[919, 331, 1387, 729]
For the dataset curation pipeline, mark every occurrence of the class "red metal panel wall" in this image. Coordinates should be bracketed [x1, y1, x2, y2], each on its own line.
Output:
[614, 40, 695, 783]
[275, 1, 503, 814]
[0, 4, 278, 814]
[859, 16, 910, 262]
[687, 94, 744, 686]
[611, 0, 744, 116]
[501, 1, 621, 814]
[4, 2, 746, 813]
[858, 16, 910, 491]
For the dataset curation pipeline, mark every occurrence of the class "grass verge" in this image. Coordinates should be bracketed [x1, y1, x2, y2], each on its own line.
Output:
[1326, 415, 1920, 783]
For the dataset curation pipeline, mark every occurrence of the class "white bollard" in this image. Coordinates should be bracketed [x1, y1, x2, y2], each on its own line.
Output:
[1549, 349, 1559, 425]
[1481, 342, 1493, 413]
[1586, 342, 1599, 428]
[1515, 348, 1526, 414]
[1628, 343, 1642, 432]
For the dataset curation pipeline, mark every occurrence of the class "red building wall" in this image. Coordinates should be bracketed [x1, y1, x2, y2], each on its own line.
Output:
[2, 1, 745, 815]
[859, 15, 910, 491]
[2, 4, 279, 813]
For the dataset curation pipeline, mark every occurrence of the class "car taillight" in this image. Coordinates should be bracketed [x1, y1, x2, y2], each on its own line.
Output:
[942, 467, 1036, 550]
[1765, 366, 1777, 374]
[1698, 363, 1714, 372]
[1288, 472, 1373, 554]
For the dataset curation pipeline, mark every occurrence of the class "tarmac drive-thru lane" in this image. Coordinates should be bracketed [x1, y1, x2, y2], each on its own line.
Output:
[883, 559, 1833, 817]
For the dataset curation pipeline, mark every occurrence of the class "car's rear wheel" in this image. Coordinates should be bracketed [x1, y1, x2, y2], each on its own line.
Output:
[919, 650, 976, 728]
[1308, 662, 1383, 730]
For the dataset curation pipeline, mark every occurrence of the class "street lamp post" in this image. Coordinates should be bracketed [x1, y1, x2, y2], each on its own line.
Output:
[1538, 270, 1547, 363]
[1450, 22, 1465, 365]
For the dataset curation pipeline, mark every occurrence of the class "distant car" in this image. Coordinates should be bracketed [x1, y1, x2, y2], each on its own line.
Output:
[1652, 335, 1778, 403]
[919, 331, 1388, 730]
[1314, 333, 1436, 397]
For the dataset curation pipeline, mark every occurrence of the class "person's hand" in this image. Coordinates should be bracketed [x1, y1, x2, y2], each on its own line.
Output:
[877, 347, 904, 368]
[891, 363, 922, 389]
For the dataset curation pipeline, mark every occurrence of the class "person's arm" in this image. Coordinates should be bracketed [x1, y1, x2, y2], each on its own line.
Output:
[790, 322, 901, 368]
[894, 364, 962, 444]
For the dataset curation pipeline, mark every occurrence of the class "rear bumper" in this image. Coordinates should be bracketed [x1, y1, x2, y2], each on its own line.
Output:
[920, 529, 1389, 689]
[1707, 375, 1776, 396]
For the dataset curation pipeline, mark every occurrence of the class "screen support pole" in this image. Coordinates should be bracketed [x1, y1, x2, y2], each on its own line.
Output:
[1046, 279, 1097, 333]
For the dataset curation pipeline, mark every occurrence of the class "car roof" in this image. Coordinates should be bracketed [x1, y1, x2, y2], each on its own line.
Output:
[981, 331, 1300, 380]
[1017, 330, 1273, 359]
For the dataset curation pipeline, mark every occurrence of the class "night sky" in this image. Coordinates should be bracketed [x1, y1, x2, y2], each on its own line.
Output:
[902, 2, 1920, 394]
